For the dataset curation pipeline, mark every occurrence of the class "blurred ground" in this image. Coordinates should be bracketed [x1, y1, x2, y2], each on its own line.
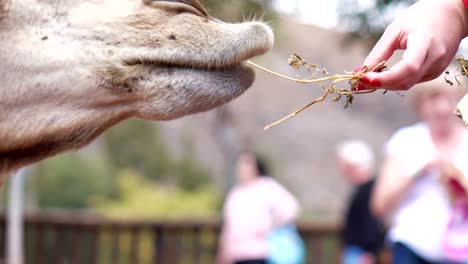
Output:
[156, 16, 417, 221]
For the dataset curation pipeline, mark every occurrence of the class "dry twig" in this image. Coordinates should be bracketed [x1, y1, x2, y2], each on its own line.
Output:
[247, 54, 387, 130]
[455, 57, 468, 127]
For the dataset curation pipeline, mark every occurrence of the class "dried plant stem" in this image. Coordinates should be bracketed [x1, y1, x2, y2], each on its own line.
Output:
[247, 59, 386, 130]
[457, 57, 468, 76]
[264, 89, 332, 130]
[246, 61, 355, 84]
[264, 77, 365, 130]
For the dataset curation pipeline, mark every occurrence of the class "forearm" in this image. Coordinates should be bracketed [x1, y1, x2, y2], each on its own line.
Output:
[372, 176, 414, 218]
[216, 229, 228, 264]
[277, 200, 300, 226]
[273, 191, 300, 227]
[371, 157, 418, 218]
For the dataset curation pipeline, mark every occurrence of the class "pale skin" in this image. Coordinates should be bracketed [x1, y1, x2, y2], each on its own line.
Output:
[0, 0, 274, 177]
[360, 0, 468, 90]
[372, 85, 465, 218]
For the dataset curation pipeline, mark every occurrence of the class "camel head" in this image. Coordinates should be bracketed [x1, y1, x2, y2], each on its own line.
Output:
[0, 0, 274, 175]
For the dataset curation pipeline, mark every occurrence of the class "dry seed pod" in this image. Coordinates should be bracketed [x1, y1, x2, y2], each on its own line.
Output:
[288, 53, 307, 70]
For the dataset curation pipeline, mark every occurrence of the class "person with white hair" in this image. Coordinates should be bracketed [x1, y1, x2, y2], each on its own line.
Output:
[337, 140, 385, 264]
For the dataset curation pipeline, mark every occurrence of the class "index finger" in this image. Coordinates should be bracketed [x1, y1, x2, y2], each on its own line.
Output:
[363, 23, 403, 68]
[363, 32, 432, 90]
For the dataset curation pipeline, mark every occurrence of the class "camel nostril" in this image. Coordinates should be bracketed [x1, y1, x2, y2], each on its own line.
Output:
[143, 0, 209, 17]
[168, 34, 177, 41]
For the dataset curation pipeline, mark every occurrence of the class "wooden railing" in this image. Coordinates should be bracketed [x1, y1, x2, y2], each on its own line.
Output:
[0, 212, 342, 264]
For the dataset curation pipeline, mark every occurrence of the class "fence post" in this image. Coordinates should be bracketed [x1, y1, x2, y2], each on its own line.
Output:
[6, 169, 28, 264]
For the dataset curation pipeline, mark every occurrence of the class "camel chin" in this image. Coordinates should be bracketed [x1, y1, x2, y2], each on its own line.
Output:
[128, 63, 255, 120]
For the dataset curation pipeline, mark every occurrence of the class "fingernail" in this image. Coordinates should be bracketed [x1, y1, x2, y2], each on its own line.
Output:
[360, 76, 371, 84]
[353, 84, 366, 91]
[353, 66, 363, 73]
[371, 79, 382, 87]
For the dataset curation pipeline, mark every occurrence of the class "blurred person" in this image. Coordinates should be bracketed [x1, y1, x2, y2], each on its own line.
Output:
[337, 140, 385, 264]
[216, 152, 301, 264]
[372, 74, 468, 264]
[356, 0, 468, 90]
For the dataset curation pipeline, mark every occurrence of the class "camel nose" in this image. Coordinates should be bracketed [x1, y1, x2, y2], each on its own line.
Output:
[244, 22, 275, 55]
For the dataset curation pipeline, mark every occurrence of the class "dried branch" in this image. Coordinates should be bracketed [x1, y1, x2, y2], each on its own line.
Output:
[247, 54, 387, 130]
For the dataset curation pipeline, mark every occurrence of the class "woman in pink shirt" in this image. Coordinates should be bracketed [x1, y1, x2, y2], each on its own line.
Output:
[216, 152, 301, 264]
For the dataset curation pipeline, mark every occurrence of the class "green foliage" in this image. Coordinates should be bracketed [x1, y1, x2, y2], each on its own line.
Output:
[31, 118, 213, 212]
[103, 119, 171, 180]
[338, 0, 416, 44]
[93, 170, 219, 219]
[172, 143, 210, 192]
[103, 119, 211, 191]
[32, 153, 114, 209]
[202, 0, 276, 24]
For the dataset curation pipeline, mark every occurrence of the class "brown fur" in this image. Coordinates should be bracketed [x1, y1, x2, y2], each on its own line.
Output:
[0, 0, 274, 176]
[1, 112, 130, 174]
[0, 0, 7, 22]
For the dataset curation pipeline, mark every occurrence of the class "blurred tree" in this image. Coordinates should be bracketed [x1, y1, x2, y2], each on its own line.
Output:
[202, 0, 276, 23]
[173, 146, 211, 192]
[93, 170, 219, 219]
[102, 119, 171, 180]
[102, 120, 210, 191]
[31, 153, 114, 209]
[31, 119, 212, 210]
[338, 0, 416, 45]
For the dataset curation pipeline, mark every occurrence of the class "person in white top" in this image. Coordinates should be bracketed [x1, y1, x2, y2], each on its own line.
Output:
[216, 152, 300, 264]
[372, 74, 468, 264]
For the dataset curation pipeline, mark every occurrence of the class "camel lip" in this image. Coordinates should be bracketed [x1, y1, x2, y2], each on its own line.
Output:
[159, 62, 254, 76]
[122, 58, 250, 72]
[121, 22, 273, 71]
[121, 22, 273, 72]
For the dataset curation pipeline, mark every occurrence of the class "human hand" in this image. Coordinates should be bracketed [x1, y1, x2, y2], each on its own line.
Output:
[215, 254, 229, 264]
[255, 226, 270, 239]
[439, 162, 468, 199]
[215, 248, 229, 264]
[406, 159, 444, 180]
[360, 253, 376, 264]
[423, 159, 447, 172]
[357, 0, 468, 90]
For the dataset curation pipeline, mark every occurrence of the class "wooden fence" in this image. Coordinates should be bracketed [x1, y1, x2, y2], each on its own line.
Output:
[0, 212, 342, 264]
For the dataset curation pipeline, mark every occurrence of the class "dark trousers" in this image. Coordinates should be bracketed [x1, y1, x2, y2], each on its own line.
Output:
[392, 242, 434, 264]
[234, 259, 267, 264]
[392, 242, 464, 264]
